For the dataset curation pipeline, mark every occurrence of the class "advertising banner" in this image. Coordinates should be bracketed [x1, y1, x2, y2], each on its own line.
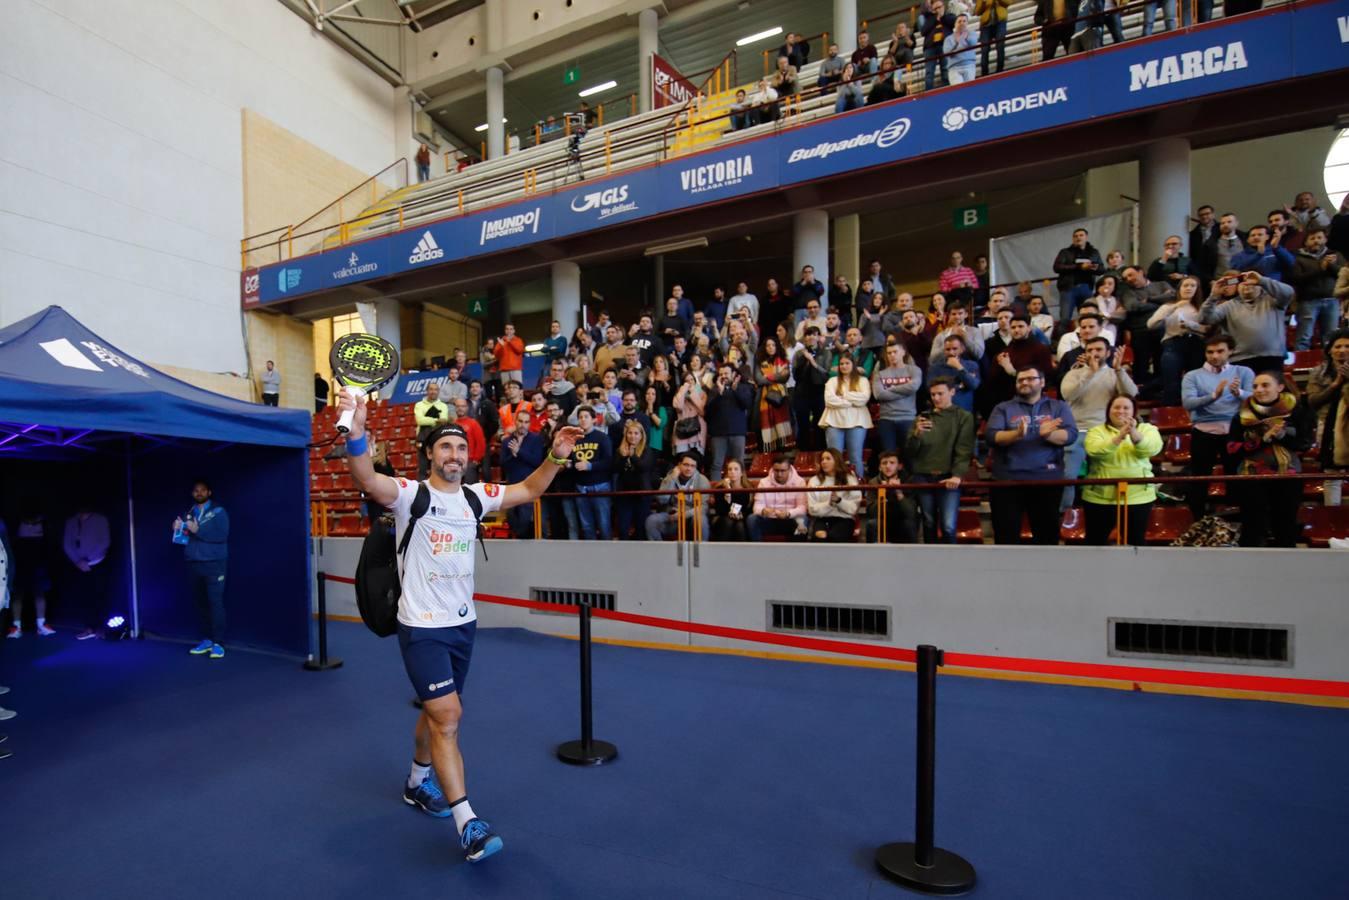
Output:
[652, 53, 698, 110]
[253, 3, 1337, 307]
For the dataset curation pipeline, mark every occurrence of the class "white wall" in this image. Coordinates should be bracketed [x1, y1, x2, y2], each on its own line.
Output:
[315, 536, 1349, 685]
[0, 0, 397, 372]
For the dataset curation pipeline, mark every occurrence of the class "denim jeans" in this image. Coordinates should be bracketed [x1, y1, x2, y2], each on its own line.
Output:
[1142, 0, 1177, 35]
[506, 503, 534, 538]
[730, 112, 750, 131]
[645, 511, 710, 541]
[875, 419, 914, 459]
[547, 496, 580, 540]
[416, 163, 430, 182]
[707, 435, 746, 482]
[574, 483, 612, 540]
[1061, 283, 1094, 323]
[1295, 297, 1341, 350]
[1060, 432, 1087, 512]
[979, 20, 1007, 75]
[826, 426, 868, 479]
[1158, 335, 1204, 406]
[1101, 11, 1124, 43]
[923, 54, 948, 90]
[911, 474, 960, 543]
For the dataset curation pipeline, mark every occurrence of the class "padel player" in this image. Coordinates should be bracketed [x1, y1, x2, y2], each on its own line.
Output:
[337, 388, 582, 864]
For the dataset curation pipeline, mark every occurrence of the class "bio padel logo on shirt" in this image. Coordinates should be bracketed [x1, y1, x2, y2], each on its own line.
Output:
[427, 529, 472, 555]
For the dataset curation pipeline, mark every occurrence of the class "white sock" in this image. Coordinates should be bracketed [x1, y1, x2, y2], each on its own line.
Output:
[449, 797, 476, 834]
[407, 760, 432, 789]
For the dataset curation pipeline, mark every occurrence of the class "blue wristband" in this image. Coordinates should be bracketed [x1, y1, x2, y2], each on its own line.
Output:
[346, 434, 368, 457]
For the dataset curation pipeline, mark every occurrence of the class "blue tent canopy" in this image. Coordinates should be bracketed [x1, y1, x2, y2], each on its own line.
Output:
[0, 306, 312, 657]
[0, 306, 309, 447]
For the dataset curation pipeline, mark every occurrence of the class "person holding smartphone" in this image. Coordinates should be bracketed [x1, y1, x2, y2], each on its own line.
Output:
[175, 480, 230, 659]
[710, 459, 754, 542]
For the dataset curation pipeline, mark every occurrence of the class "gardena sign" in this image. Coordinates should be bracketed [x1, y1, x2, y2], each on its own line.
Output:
[941, 87, 1068, 131]
[1128, 42, 1248, 91]
[786, 117, 911, 163]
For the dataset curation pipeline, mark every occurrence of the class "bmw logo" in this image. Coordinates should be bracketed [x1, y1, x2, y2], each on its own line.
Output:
[458, 603, 469, 617]
[942, 107, 969, 132]
[876, 117, 911, 149]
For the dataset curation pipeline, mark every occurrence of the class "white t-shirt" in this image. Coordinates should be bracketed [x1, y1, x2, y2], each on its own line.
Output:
[389, 478, 503, 629]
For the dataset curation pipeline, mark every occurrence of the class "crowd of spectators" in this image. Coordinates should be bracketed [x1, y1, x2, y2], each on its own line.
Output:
[726, 0, 1269, 132]
[388, 189, 1347, 548]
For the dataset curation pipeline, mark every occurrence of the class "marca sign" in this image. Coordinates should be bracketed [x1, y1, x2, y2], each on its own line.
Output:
[569, 184, 638, 219]
[480, 207, 541, 244]
[786, 117, 910, 163]
[1128, 42, 1248, 91]
[942, 87, 1068, 131]
[679, 154, 754, 194]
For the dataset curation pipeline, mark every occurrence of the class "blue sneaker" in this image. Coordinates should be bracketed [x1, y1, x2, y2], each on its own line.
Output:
[208, 644, 224, 659]
[402, 772, 451, 817]
[189, 639, 213, 655]
[460, 818, 503, 863]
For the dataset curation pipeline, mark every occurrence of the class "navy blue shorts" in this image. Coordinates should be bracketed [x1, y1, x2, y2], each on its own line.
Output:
[398, 622, 477, 702]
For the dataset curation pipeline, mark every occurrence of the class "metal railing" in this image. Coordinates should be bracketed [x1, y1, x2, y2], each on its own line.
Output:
[310, 470, 1342, 546]
[244, 0, 1275, 272]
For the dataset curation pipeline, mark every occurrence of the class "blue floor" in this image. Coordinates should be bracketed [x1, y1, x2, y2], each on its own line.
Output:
[1, 622, 1346, 899]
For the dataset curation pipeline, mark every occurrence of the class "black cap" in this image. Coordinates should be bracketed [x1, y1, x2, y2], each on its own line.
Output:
[422, 423, 468, 454]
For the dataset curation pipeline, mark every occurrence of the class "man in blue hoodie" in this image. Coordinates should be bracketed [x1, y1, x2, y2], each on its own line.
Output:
[176, 480, 230, 659]
[570, 407, 613, 540]
[986, 366, 1078, 544]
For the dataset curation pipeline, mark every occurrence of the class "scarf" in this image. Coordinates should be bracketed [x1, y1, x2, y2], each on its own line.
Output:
[1234, 391, 1299, 475]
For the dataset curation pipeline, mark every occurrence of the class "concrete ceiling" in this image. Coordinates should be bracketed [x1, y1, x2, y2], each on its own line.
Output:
[426, 0, 898, 149]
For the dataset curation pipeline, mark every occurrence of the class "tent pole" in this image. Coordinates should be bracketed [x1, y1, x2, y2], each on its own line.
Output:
[126, 440, 141, 638]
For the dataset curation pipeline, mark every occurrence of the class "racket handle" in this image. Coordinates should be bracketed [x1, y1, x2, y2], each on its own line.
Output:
[336, 386, 367, 434]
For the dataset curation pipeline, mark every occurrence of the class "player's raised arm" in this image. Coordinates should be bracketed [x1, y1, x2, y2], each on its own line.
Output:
[338, 388, 399, 508]
[501, 425, 584, 510]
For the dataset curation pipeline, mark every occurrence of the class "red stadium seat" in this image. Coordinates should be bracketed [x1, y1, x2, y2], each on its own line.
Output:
[1288, 349, 1323, 373]
[1299, 505, 1349, 547]
[1163, 433, 1191, 466]
[748, 453, 772, 478]
[1147, 406, 1191, 434]
[1144, 506, 1193, 544]
[793, 451, 819, 477]
[955, 509, 984, 543]
[1060, 508, 1086, 544]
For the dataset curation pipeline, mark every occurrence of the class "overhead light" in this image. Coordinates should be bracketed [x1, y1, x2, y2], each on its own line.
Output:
[473, 118, 508, 132]
[578, 80, 618, 98]
[736, 26, 782, 46]
[524, 343, 546, 353]
[643, 237, 708, 256]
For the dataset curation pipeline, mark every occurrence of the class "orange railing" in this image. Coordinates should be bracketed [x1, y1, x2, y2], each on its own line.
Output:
[241, 157, 408, 269]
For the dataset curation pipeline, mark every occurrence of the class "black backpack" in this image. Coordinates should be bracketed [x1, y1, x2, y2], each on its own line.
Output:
[354, 482, 486, 637]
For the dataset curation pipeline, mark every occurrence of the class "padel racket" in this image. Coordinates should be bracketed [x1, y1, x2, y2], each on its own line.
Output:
[330, 333, 400, 433]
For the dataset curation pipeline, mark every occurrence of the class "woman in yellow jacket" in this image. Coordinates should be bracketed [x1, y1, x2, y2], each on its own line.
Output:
[1082, 394, 1163, 545]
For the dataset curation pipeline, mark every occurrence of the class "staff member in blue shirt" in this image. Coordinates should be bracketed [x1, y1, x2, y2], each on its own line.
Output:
[175, 480, 230, 659]
[987, 365, 1078, 545]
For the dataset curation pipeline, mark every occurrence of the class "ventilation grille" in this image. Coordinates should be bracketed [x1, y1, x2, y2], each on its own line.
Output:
[530, 588, 616, 613]
[1108, 618, 1292, 667]
[768, 601, 890, 639]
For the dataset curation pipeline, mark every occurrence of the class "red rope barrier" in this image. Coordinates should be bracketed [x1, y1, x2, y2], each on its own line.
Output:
[316, 575, 1349, 698]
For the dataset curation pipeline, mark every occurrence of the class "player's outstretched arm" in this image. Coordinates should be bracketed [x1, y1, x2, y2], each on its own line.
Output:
[501, 426, 583, 510]
[337, 388, 399, 508]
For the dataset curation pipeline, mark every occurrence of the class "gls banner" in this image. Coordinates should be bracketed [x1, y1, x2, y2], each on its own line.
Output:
[554, 168, 659, 236]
